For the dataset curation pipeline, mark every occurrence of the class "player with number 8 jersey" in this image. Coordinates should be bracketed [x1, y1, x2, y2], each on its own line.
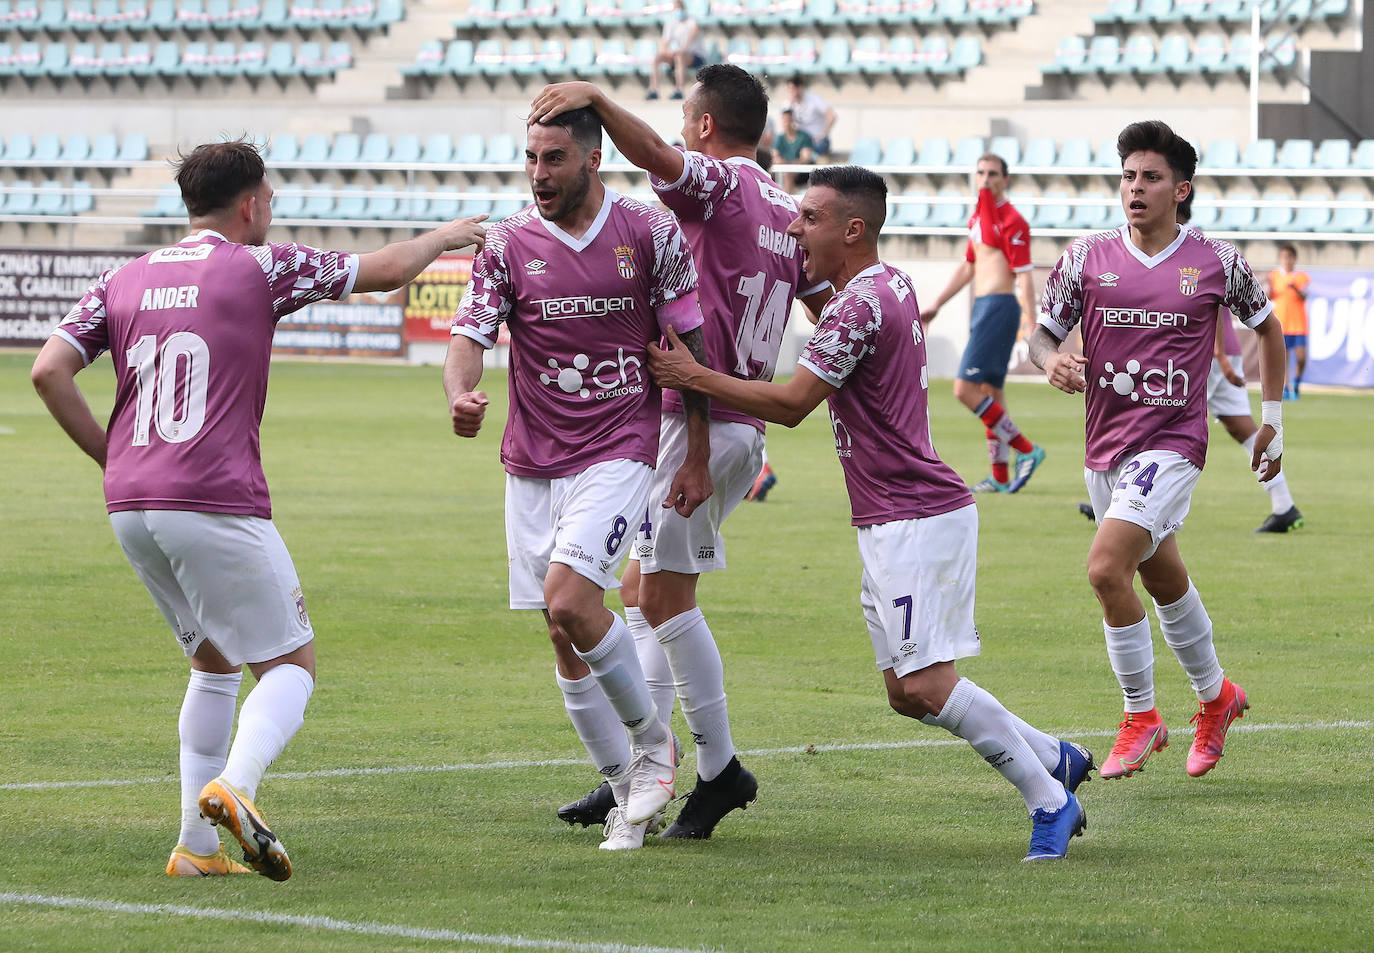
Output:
[32, 139, 486, 880]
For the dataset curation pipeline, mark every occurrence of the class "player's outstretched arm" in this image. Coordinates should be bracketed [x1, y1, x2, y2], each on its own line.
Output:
[1249, 314, 1286, 481]
[354, 216, 488, 294]
[923, 260, 974, 324]
[444, 335, 488, 438]
[31, 338, 107, 468]
[1028, 324, 1086, 394]
[650, 326, 833, 428]
[528, 83, 684, 185]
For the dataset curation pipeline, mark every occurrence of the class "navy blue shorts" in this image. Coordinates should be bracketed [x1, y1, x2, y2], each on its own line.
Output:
[1284, 333, 1307, 349]
[958, 293, 1021, 388]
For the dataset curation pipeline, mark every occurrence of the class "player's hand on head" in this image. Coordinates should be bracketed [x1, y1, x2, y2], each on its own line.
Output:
[450, 390, 489, 438]
[1045, 351, 1088, 394]
[528, 82, 598, 125]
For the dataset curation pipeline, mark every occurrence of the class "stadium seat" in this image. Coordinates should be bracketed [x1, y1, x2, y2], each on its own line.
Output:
[1242, 138, 1276, 168]
[89, 132, 119, 162]
[391, 133, 421, 163]
[151, 40, 180, 75]
[359, 133, 390, 164]
[566, 37, 595, 77]
[268, 133, 300, 163]
[1047, 35, 1086, 74]
[879, 137, 915, 167]
[71, 179, 94, 213]
[422, 133, 455, 163]
[34, 180, 70, 215]
[484, 133, 518, 164]
[298, 133, 330, 164]
[848, 137, 881, 166]
[1216, 190, 1257, 229]
[1188, 200, 1218, 230]
[930, 189, 966, 226]
[272, 184, 306, 217]
[1202, 138, 1240, 169]
[1093, 0, 1138, 23]
[1138, 0, 1176, 22]
[987, 135, 1019, 168]
[236, 41, 267, 75]
[1290, 203, 1331, 232]
[1121, 35, 1157, 74]
[334, 184, 367, 218]
[1082, 35, 1121, 74]
[7, 179, 36, 214]
[400, 185, 429, 220]
[917, 136, 950, 167]
[1057, 137, 1093, 168]
[1276, 139, 1313, 169]
[5, 133, 34, 162]
[1035, 194, 1073, 229]
[1313, 139, 1350, 169]
[1255, 203, 1294, 231]
[303, 182, 336, 218]
[1352, 140, 1374, 169]
[428, 191, 460, 220]
[453, 132, 484, 164]
[33, 133, 60, 162]
[39, 42, 70, 77]
[328, 132, 362, 164]
[1093, 139, 1117, 168]
[490, 185, 526, 220]
[951, 135, 984, 167]
[142, 183, 185, 217]
[1021, 137, 1055, 169]
[60, 133, 92, 161]
[1330, 188, 1369, 231]
[816, 35, 851, 77]
[950, 35, 981, 72]
[889, 199, 928, 228]
[361, 186, 398, 220]
[1157, 33, 1193, 73]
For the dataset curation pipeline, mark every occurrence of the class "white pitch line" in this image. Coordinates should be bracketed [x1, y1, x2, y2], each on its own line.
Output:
[0, 892, 718, 953]
[3, 720, 1369, 793]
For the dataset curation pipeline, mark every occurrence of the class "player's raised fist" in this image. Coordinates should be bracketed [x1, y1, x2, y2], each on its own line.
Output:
[528, 83, 602, 126]
[451, 391, 489, 438]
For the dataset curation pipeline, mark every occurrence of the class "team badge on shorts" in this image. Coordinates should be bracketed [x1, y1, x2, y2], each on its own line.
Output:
[614, 245, 636, 280]
[292, 586, 309, 627]
[1178, 267, 1201, 296]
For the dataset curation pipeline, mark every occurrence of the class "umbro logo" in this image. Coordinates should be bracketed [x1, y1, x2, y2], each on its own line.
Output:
[525, 259, 547, 275]
[1099, 272, 1120, 287]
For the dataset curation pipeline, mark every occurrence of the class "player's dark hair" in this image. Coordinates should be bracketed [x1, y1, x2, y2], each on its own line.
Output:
[534, 107, 603, 155]
[978, 152, 1008, 177]
[173, 138, 266, 217]
[1177, 189, 1194, 222]
[1116, 120, 1197, 181]
[694, 63, 769, 147]
[809, 164, 887, 236]
[755, 146, 774, 174]
[1279, 243, 1298, 258]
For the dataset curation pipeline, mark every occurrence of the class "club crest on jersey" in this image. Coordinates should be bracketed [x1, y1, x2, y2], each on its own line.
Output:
[292, 585, 309, 628]
[614, 245, 636, 280]
[1178, 267, 1201, 296]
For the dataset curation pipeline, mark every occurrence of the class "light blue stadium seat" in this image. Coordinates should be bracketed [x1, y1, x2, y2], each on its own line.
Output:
[1351, 140, 1374, 168]
[7, 180, 36, 214]
[209, 40, 239, 76]
[490, 185, 526, 220]
[1172, 0, 1210, 20]
[1315, 0, 1348, 17]
[1188, 201, 1218, 229]
[1057, 137, 1092, 168]
[294, 40, 328, 76]
[935, 0, 974, 24]
[555, 0, 590, 26]
[987, 135, 1019, 168]
[67, 0, 95, 30]
[950, 35, 980, 72]
[329, 133, 361, 164]
[1290, 204, 1331, 232]
[1193, 31, 1227, 72]
[146, 0, 174, 28]
[930, 190, 966, 226]
[363, 187, 399, 220]
[460, 194, 493, 218]
[1036, 194, 1073, 229]
[70, 40, 101, 76]
[1203, 138, 1240, 168]
[359, 133, 389, 164]
[472, 38, 503, 75]
[405, 40, 440, 75]
[567, 37, 595, 76]
[89, 132, 119, 162]
[880, 137, 915, 167]
[401, 186, 429, 220]
[324, 40, 351, 72]
[1217, 192, 1256, 229]
[453, 133, 484, 164]
[269, 185, 304, 219]
[1313, 139, 1350, 169]
[1242, 138, 1276, 168]
[264, 41, 295, 74]
[1138, 0, 1175, 21]
[920, 36, 952, 74]
[35, 180, 70, 215]
[259, 0, 288, 27]
[1330, 188, 1369, 231]
[850, 36, 883, 75]
[890, 200, 928, 228]
[391, 134, 420, 163]
[848, 137, 881, 166]
[151, 40, 179, 74]
[1083, 35, 1121, 73]
[443, 39, 475, 74]
[125, 40, 153, 75]
[60, 133, 92, 161]
[1208, 0, 1243, 18]
[1158, 33, 1192, 72]
[334, 184, 367, 218]
[33, 133, 61, 161]
[303, 183, 336, 218]
[71, 179, 93, 213]
[138, 184, 181, 217]
[1047, 35, 1085, 74]
[422, 133, 455, 163]
[1021, 137, 1055, 168]
[817, 35, 851, 76]
[231, 0, 261, 27]
[1093, 138, 1117, 167]
[40, 42, 70, 76]
[268, 133, 299, 163]
[298, 133, 330, 163]
[1073, 201, 1112, 231]
[236, 41, 266, 75]
[428, 192, 460, 220]
[1255, 204, 1293, 231]
[1094, 0, 1136, 23]
[917, 136, 950, 167]
[1121, 35, 1157, 73]
[484, 133, 518, 164]
[951, 135, 984, 167]
[504, 39, 536, 75]
[786, 36, 818, 71]
[1276, 139, 1313, 169]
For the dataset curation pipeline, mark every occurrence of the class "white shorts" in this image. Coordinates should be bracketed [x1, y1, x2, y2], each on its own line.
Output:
[1207, 354, 1251, 419]
[857, 503, 981, 678]
[1084, 450, 1200, 560]
[109, 510, 314, 667]
[505, 458, 654, 610]
[630, 415, 764, 575]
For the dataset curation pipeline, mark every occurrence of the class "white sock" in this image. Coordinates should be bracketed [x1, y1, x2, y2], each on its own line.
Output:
[625, 606, 674, 731]
[221, 663, 314, 800]
[926, 678, 1067, 814]
[556, 669, 632, 782]
[574, 614, 666, 745]
[178, 669, 241, 854]
[1155, 580, 1224, 703]
[656, 607, 735, 782]
[1242, 433, 1295, 513]
[1104, 615, 1156, 713]
[1007, 713, 1061, 773]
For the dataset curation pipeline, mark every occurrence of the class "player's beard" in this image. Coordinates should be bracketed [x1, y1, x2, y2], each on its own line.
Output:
[540, 166, 592, 224]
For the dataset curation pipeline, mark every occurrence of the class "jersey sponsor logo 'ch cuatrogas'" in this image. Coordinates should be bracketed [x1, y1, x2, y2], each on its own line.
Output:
[1099, 358, 1190, 406]
[539, 348, 645, 400]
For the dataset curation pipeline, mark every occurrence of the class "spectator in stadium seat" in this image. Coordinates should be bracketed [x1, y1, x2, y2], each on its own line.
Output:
[782, 74, 835, 157]
[773, 107, 815, 192]
[30, 138, 486, 881]
[923, 152, 1045, 494]
[648, 0, 704, 101]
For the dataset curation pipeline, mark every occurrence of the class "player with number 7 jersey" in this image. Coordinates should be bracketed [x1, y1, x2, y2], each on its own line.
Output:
[31, 138, 486, 880]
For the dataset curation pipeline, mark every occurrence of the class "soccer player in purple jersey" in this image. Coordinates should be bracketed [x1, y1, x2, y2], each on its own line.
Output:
[651, 165, 1092, 862]
[30, 139, 486, 880]
[529, 66, 832, 843]
[444, 108, 715, 850]
[1030, 120, 1288, 781]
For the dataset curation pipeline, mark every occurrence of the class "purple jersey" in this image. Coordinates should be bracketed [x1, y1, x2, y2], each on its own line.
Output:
[452, 189, 702, 479]
[1039, 225, 1271, 471]
[1185, 223, 1241, 354]
[798, 263, 973, 526]
[53, 230, 358, 517]
[651, 150, 827, 431]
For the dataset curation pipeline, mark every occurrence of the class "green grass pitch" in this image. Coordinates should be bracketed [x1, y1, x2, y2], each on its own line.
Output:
[2, 352, 1370, 953]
